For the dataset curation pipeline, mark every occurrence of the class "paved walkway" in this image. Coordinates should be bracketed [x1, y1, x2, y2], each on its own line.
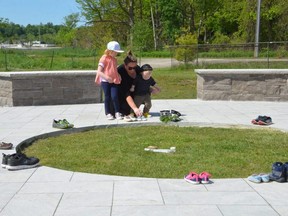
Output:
[0, 100, 288, 216]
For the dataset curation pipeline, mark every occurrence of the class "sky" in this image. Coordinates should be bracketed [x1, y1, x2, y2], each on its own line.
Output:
[0, 0, 84, 26]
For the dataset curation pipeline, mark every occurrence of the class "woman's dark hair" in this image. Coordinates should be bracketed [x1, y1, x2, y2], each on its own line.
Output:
[124, 50, 137, 65]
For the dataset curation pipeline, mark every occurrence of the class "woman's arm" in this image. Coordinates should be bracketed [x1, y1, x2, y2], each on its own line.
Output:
[126, 95, 142, 116]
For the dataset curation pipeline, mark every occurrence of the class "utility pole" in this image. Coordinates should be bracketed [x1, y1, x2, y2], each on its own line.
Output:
[254, 0, 261, 58]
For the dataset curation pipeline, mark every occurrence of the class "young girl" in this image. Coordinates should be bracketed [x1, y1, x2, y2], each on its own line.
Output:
[95, 41, 124, 120]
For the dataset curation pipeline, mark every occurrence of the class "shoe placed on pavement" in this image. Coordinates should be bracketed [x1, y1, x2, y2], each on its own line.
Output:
[53, 119, 74, 129]
[106, 114, 115, 120]
[62, 119, 74, 128]
[199, 172, 211, 184]
[5, 153, 40, 170]
[184, 172, 201, 184]
[115, 112, 123, 120]
[248, 174, 262, 183]
[1, 153, 10, 168]
[143, 112, 151, 118]
[269, 162, 286, 183]
[284, 162, 288, 181]
[0, 142, 13, 150]
[259, 173, 270, 183]
[137, 115, 147, 121]
[251, 115, 272, 125]
[160, 109, 181, 117]
[123, 115, 137, 122]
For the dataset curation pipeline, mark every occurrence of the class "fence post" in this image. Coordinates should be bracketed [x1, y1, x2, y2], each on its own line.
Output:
[4, 49, 8, 71]
[50, 50, 54, 70]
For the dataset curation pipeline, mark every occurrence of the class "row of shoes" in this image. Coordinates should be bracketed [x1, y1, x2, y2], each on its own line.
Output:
[53, 119, 74, 129]
[123, 114, 148, 122]
[2, 153, 40, 171]
[251, 115, 272, 125]
[184, 171, 211, 184]
[0, 142, 13, 150]
[248, 162, 288, 183]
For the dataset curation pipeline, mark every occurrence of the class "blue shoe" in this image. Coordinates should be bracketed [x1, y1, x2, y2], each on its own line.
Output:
[259, 173, 270, 183]
[248, 174, 262, 183]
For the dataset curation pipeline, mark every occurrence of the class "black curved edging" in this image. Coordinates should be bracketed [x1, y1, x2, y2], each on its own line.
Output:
[16, 122, 167, 153]
[16, 121, 274, 153]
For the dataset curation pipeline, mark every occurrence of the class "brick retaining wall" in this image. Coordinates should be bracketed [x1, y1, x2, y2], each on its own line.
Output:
[0, 71, 102, 106]
[196, 69, 288, 101]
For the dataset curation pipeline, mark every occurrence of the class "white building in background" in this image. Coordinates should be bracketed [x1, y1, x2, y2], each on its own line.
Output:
[31, 41, 56, 47]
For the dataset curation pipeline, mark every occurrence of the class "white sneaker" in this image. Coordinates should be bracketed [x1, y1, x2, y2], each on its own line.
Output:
[115, 112, 123, 120]
[106, 114, 114, 120]
[137, 116, 147, 121]
[123, 115, 137, 122]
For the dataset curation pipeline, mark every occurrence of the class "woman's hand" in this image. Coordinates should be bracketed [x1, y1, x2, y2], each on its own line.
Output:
[133, 108, 142, 117]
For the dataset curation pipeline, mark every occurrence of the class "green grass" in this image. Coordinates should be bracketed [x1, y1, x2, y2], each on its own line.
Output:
[25, 126, 288, 178]
[152, 66, 197, 99]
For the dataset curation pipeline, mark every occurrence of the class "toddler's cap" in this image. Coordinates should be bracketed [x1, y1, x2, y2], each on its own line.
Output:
[141, 64, 153, 71]
[107, 41, 124, 53]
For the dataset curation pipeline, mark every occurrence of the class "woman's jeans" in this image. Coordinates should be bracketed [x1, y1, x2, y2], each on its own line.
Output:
[101, 82, 120, 115]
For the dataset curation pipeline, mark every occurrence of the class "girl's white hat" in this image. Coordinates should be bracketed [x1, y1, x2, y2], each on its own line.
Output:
[107, 41, 124, 53]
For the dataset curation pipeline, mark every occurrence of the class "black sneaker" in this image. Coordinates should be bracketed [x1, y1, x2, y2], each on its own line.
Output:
[269, 162, 286, 183]
[284, 162, 288, 181]
[1, 153, 10, 169]
[6, 153, 40, 171]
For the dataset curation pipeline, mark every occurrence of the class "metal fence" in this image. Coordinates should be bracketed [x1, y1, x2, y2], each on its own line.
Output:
[168, 41, 288, 68]
[1, 41, 288, 71]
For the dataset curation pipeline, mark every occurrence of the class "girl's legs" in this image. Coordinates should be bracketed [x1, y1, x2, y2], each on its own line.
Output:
[101, 82, 112, 115]
[110, 84, 120, 113]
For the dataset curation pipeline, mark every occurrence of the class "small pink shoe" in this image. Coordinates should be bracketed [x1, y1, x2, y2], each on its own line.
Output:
[199, 172, 211, 184]
[184, 172, 201, 184]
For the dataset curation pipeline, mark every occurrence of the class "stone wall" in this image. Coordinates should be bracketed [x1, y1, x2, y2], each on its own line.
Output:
[0, 71, 102, 106]
[196, 69, 288, 101]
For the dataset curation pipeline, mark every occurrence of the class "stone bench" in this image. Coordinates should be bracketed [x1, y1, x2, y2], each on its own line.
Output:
[196, 69, 288, 101]
[0, 71, 102, 106]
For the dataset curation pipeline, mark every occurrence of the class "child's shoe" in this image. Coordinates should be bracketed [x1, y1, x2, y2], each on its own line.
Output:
[115, 112, 123, 120]
[259, 173, 270, 183]
[248, 174, 262, 183]
[143, 112, 151, 118]
[199, 172, 211, 184]
[184, 172, 201, 184]
[106, 114, 115, 120]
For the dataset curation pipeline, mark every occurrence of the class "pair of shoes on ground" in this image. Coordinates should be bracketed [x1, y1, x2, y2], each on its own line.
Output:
[107, 112, 123, 120]
[2, 153, 40, 170]
[184, 172, 211, 184]
[248, 173, 270, 183]
[53, 119, 74, 129]
[269, 161, 288, 183]
[251, 115, 272, 125]
[160, 110, 182, 123]
[160, 109, 181, 117]
[0, 142, 13, 150]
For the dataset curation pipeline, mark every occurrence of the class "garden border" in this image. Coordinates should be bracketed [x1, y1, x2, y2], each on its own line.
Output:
[0, 70, 102, 106]
[196, 69, 288, 101]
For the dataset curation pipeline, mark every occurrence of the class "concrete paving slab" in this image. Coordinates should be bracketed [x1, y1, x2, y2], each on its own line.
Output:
[0, 99, 288, 215]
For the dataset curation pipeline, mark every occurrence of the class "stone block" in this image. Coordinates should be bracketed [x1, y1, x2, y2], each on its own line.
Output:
[43, 88, 63, 98]
[32, 78, 53, 88]
[13, 90, 43, 99]
[13, 98, 33, 106]
[63, 88, 83, 99]
[52, 77, 76, 88]
[12, 80, 33, 89]
[266, 85, 287, 96]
